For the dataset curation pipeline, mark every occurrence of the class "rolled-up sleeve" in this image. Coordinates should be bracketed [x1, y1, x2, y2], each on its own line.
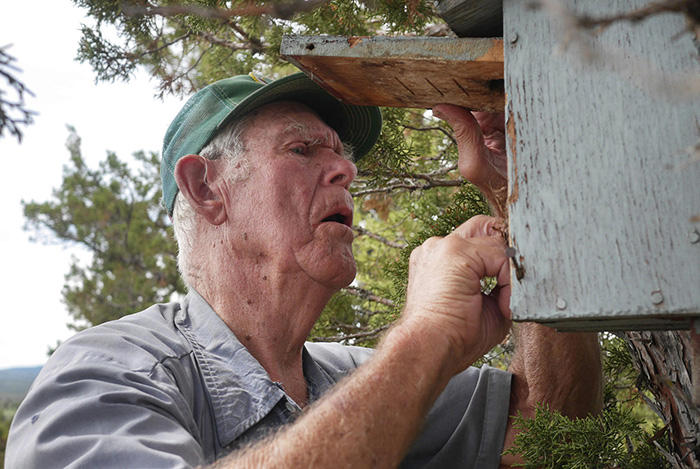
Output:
[308, 343, 512, 468]
[6, 346, 205, 468]
[400, 365, 512, 469]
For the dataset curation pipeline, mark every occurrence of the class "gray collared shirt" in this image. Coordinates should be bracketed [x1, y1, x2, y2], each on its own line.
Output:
[6, 290, 511, 468]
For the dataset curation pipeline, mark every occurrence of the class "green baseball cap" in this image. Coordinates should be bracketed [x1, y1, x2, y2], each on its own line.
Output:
[161, 72, 383, 215]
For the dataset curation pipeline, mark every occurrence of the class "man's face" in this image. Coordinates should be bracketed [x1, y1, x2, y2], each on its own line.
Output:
[217, 101, 358, 290]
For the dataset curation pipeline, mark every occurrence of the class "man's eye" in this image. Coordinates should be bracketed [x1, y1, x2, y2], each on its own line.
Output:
[291, 145, 307, 155]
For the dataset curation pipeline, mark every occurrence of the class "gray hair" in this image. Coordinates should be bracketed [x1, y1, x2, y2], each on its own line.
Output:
[171, 112, 257, 287]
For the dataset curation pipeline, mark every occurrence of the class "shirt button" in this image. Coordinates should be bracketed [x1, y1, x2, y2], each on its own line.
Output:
[285, 400, 298, 413]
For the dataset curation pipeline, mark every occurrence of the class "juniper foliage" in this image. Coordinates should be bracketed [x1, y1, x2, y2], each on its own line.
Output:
[503, 333, 670, 468]
[504, 403, 670, 469]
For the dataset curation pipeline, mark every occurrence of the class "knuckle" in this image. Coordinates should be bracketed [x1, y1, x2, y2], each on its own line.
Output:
[469, 214, 492, 224]
[420, 236, 442, 249]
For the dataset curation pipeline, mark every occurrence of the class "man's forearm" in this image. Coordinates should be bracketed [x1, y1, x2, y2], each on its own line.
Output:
[219, 321, 456, 468]
[501, 323, 603, 464]
[510, 324, 602, 417]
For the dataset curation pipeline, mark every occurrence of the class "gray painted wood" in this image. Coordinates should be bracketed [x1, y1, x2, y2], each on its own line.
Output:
[504, 0, 700, 330]
[435, 0, 503, 37]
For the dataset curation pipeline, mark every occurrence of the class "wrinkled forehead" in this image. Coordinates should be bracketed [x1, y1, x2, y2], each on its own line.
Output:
[244, 100, 340, 140]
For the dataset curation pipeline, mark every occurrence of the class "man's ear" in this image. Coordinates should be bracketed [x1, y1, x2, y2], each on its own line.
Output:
[174, 155, 227, 225]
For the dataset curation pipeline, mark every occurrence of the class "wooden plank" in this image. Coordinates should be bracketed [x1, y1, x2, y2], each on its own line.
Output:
[435, 0, 503, 38]
[281, 35, 504, 111]
[504, 0, 700, 331]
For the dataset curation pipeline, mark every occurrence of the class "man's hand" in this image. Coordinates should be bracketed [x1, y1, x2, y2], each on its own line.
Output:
[401, 215, 512, 376]
[433, 104, 508, 216]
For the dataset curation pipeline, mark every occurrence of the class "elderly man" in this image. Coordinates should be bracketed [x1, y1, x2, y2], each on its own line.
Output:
[6, 73, 601, 468]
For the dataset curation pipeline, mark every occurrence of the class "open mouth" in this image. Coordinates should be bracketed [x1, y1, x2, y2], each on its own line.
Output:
[321, 213, 351, 227]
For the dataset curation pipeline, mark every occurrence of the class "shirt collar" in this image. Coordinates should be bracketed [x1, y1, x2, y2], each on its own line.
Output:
[174, 290, 338, 448]
[175, 290, 286, 447]
[302, 346, 336, 401]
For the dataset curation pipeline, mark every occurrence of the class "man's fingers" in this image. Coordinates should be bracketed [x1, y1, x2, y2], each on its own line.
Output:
[452, 230, 513, 318]
[448, 235, 511, 284]
[433, 104, 476, 126]
[449, 215, 505, 240]
[433, 104, 485, 156]
[481, 292, 512, 330]
[432, 104, 504, 192]
[472, 111, 505, 134]
[414, 230, 509, 283]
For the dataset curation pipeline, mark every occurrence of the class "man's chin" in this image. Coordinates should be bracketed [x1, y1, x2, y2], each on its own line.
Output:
[296, 242, 356, 288]
[326, 262, 357, 291]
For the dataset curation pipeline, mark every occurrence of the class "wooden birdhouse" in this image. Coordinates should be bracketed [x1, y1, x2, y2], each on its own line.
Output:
[280, 0, 700, 331]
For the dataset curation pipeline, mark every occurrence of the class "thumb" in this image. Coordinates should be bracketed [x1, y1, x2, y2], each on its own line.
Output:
[433, 104, 490, 185]
[433, 104, 485, 152]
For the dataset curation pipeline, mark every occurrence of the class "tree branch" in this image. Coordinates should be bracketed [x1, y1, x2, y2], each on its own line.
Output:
[353, 225, 407, 249]
[311, 324, 390, 343]
[354, 307, 393, 318]
[342, 286, 395, 307]
[352, 178, 463, 196]
[227, 21, 264, 52]
[403, 124, 457, 146]
[143, 31, 193, 57]
[0, 45, 36, 143]
[191, 30, 255, 52]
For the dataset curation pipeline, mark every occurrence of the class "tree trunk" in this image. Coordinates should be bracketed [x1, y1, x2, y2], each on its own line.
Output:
[624, 330, 700, 468]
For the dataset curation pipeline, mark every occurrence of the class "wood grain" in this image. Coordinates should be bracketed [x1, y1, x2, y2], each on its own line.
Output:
[281, 35, 504, 111]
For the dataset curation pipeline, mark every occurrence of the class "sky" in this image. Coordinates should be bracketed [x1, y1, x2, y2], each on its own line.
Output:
[0, 0, 185, 369]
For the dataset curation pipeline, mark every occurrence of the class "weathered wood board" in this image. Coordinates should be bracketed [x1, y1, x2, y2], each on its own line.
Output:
[435, 0, 503, 38]
[504, 0, 700, 330]
[281, 35, 504, 111]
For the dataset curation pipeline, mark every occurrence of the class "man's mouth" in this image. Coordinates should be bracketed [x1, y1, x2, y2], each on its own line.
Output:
[321, 212, 352, 227]
[317, 198, 354, 230]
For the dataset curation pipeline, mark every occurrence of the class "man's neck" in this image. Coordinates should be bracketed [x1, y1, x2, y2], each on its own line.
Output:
[190, 253, 336, 408]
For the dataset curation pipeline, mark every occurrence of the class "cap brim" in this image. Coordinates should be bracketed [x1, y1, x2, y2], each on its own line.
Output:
[217, 73, 382, 161]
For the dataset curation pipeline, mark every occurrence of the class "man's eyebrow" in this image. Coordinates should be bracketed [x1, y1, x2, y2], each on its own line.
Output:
[283, 121, 328, 146]
[282, 120, 355, 162]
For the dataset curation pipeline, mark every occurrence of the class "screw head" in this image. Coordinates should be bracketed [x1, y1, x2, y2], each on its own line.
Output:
[556, 297, 567, 310]
[651, 290, 664, 305]
[509, 32, 519, 44]
[690, 230, 700, 244]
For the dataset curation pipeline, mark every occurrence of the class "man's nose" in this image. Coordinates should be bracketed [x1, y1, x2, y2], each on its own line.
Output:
[326, 157, 357, 189]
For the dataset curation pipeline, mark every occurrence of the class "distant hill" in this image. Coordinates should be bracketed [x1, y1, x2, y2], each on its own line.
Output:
[0, 366, 42, 401]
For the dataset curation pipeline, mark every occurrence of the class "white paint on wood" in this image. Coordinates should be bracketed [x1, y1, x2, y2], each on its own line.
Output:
[504, 0, 700, 330]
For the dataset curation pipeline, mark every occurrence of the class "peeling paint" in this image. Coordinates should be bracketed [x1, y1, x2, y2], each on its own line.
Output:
[281, 35, 503, 62]
[506, 108, 519, 208]
[347, 36, 364, 48]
